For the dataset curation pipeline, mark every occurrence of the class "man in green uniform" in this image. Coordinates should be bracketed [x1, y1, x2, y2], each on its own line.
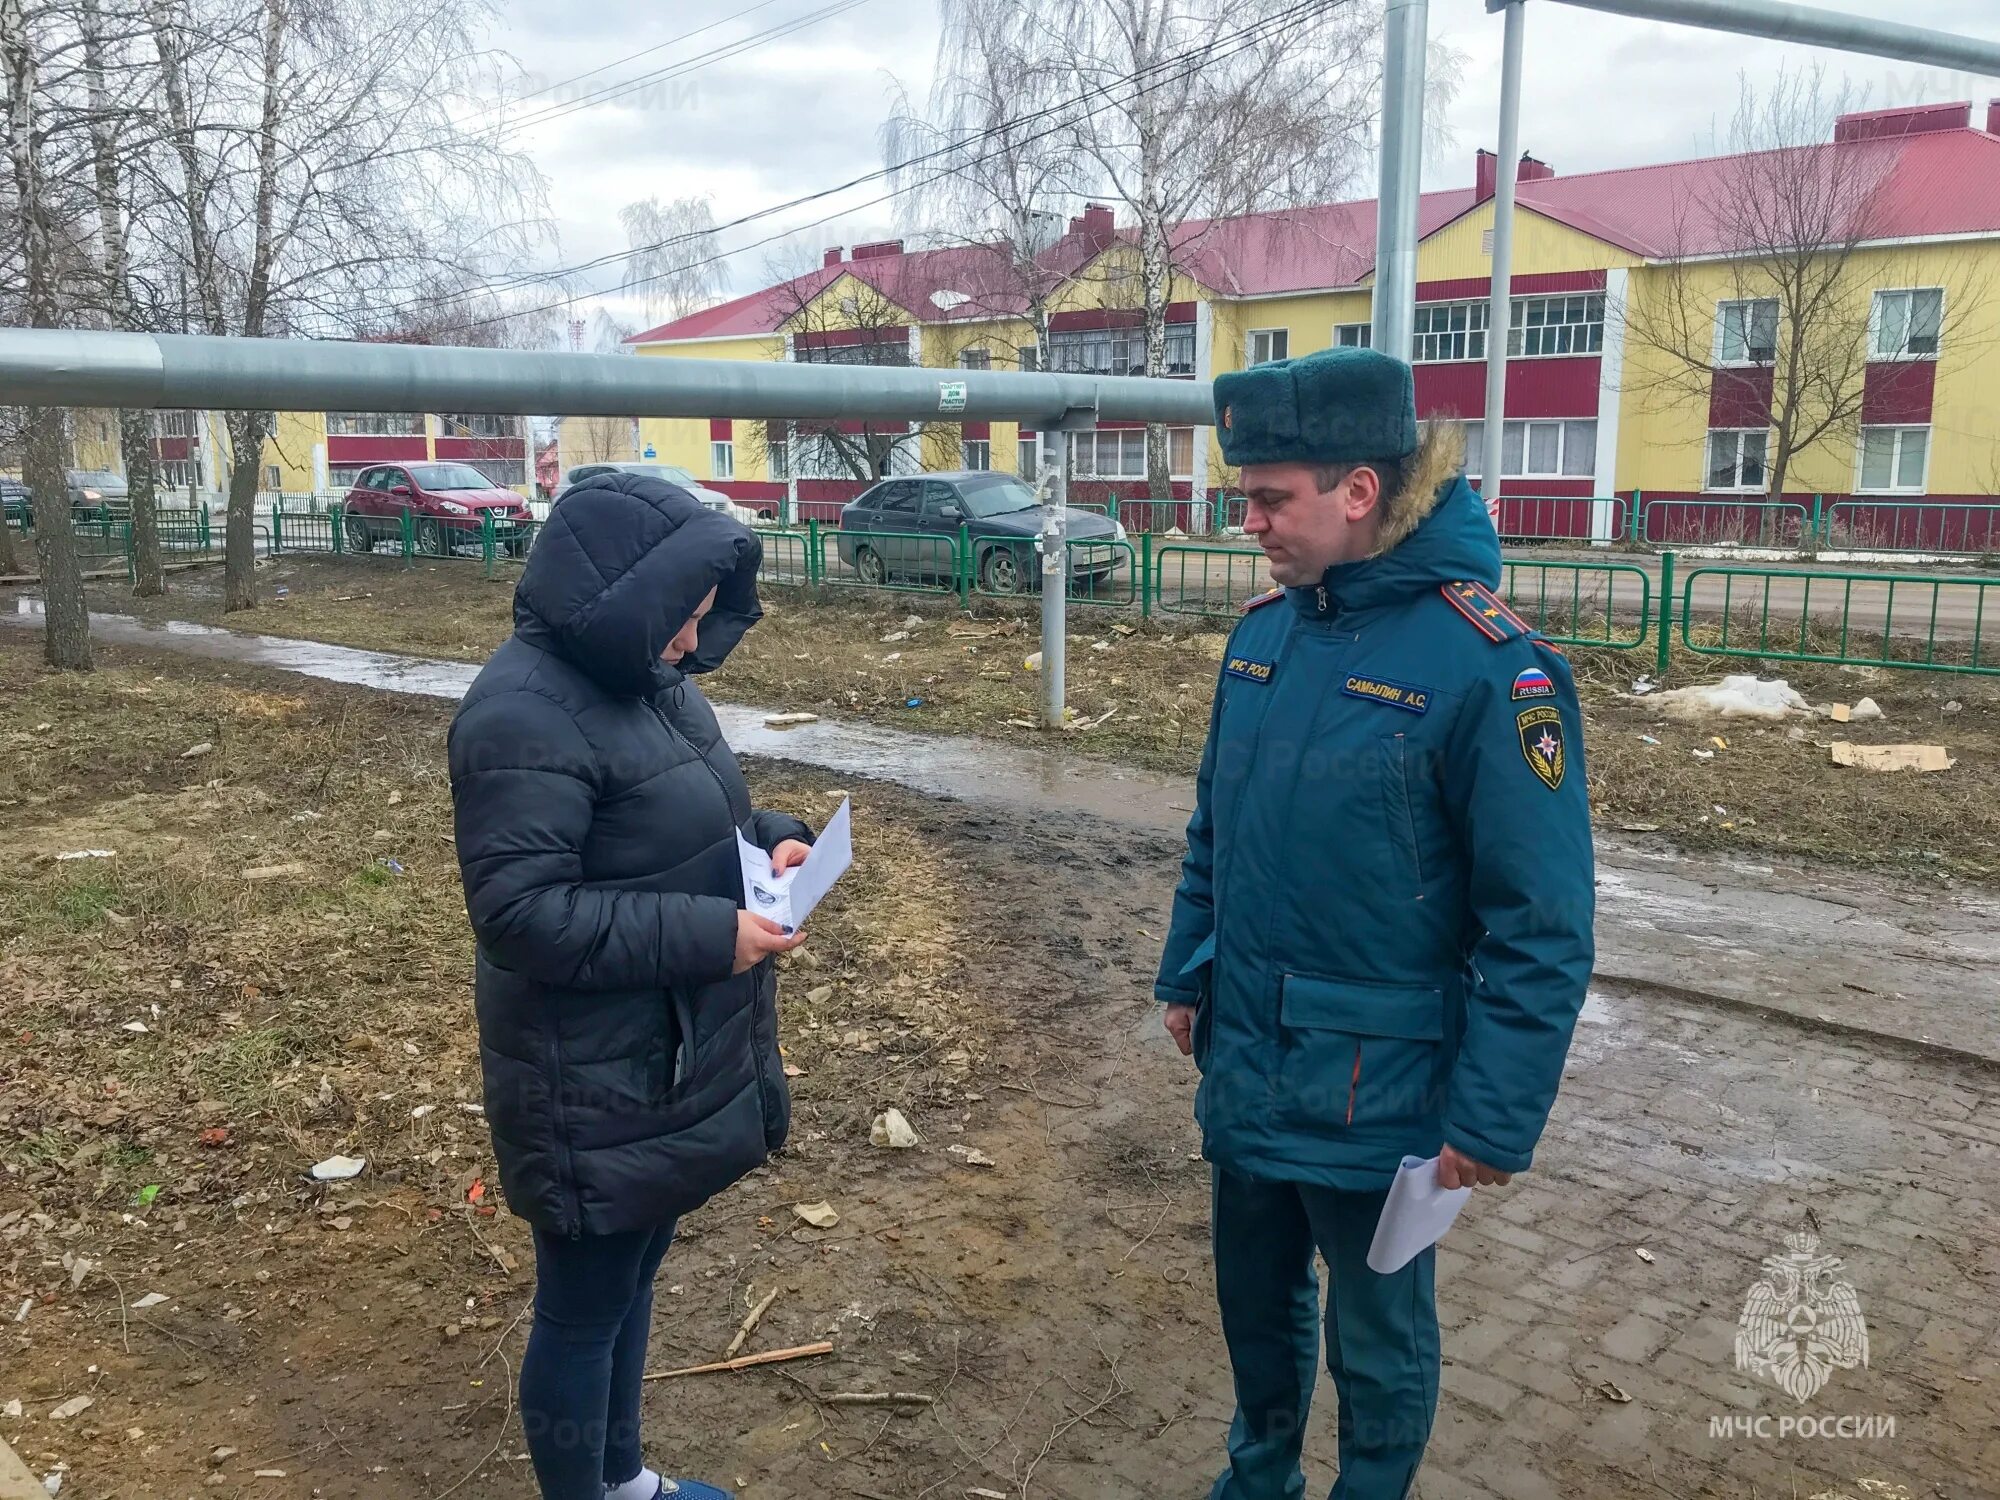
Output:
[1155, 347, 1596, 1498]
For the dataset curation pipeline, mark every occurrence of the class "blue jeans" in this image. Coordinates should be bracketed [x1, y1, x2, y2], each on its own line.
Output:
[1209, 1169, 1439, 1500]
[520, 1222, 676, 1500]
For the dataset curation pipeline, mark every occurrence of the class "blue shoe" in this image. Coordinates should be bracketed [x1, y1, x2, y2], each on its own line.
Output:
[657, 1483, 733, 1500]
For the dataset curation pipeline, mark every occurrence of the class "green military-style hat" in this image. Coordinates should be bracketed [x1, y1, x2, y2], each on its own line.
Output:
[1214, 345, 1419, 469]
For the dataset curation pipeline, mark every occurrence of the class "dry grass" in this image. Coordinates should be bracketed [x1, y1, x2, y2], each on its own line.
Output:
[63, 555, 2000, 885]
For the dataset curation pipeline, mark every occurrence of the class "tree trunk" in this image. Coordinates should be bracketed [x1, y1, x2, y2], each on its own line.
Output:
[122, 412, 165, 595]
[26, 409, 91, 669]
[223, 409, 264, 612]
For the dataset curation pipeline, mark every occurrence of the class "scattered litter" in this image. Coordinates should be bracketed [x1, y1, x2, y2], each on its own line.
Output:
[783, 1063, 804, 1078]
[881, 652, 903, 663]
[1, 1399, 19, 1417]
[1829, 742, 1954, 773]
[1648, 675, 1807, 721]
[197, 1127, 230, 1148]
[329, 1216, 353, 1231]
[42, 1474, 59, 1497]
[901, 614, 923, 630]
[290, 810, 323, 822]
[792, 1201, 840, 1229]
[879, 630, 910, 643]
[1596, 1381, 1633, 1404]
[466, 1179, 486, 1206]
[1709, 736, 1728, 750]
[180, 741, 214, 758]
[273, 586, 289, 600]
[1825, 703, 1852, 723]
[1637, 735, 1660, 746]
[1712, 805, 1728, 818]
[376, 857, 406, 876]
[458, 1102, 484, 1115]
[240, 862, 310, 881]
[14, 1298, 30, 1323]
[1111, 623, 1137, 637]
[1690, 749, 1715, 761]
[49, 1395, 93, 1420]
[54, 849, 116, 861]
[208, 1450, 237, 1468]
[947, 1145, 997, 1168]
[410, 1104, 437, 1120]
[1944, 700, 1963, 714]
[968, 1489, 1010, 1499]
[67, 1257, 93, 1291]
[763, 713, 819, 728]
[1023, 651, 1043, 672]
[309, 1154, 366, 1181]
[132, 1184, 160, 1208]
[1635, 1248, 1656, 1264]
[903, 698, 923, 709]
[121, 1021, 149, 1033]
[1090, 640, 1113, 652]
[870, 1109, 921, 1149]
[1619, 823, 1661, 833]
[131, 1292, 168, 1310]
[1850, 696, 1883, 720]
[253, 1472, 287, 1480]
[1630, 676, 1656, 696]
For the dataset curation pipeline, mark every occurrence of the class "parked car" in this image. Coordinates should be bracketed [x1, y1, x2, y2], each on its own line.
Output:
[836, 472, 1126, 594]
[338, 462, 536, 556]
[557, 462, 770, 525]
[66, 469, 130, 520]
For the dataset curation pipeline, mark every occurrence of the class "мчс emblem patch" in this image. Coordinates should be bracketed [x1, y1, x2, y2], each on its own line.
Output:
[1511, 666, 1556, 701]
[1516, 705, 1565, 790]
[1224, 655, 1274, 684]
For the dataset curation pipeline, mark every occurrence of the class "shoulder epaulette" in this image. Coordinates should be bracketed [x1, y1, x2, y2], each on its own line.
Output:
[1441, 580, 1535, 643]
[1243, 588, 1286, 613]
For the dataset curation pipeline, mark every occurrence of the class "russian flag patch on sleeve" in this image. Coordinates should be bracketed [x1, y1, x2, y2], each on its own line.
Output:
[1511, 666, 1556, 701]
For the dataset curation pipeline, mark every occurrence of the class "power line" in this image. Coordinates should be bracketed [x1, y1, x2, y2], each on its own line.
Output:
[494, 0, 871, 141]
[390, 0, 1347, 335]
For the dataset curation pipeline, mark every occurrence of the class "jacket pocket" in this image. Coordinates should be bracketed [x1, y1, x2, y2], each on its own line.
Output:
[1178, 933, 1218, 1072]
[1380, 735, 1425, 895]
[1279, 974, 1446, 1132]
[669, 990, 698, 1090]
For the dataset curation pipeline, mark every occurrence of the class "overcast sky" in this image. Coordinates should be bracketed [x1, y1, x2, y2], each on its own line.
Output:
[483, 0, 2000, 331]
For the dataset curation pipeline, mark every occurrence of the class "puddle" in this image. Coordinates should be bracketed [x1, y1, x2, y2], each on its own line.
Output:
[3, 601, 1194, 830]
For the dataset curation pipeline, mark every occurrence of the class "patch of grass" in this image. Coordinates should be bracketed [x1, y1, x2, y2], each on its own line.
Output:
[104, 1140, 154, 1173]
[190, 1023, 333, 1112]
[12, 1128, 77, 1167]
[352, 862, 396, 889]
[50, 875, 123, 931]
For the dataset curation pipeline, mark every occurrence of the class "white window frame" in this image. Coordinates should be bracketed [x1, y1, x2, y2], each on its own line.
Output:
[1855, 425, 1931, 496]
[1714, 298, 1779, 367]
[1333, 322, 1372, 349]
[768, 440, 790, 483]
[1703, 428, 1772, 494]
[1869, 288, 1945, 362]
[1247, 328, 1289, 366]
[263, 464, 282, 491]
[1462, 419, 1597, 480]
[711, 441, 735, 481]
[1067, 428, 1195, 482]
[962, 438, 991, 471]
[1507, 294, 1605, 359]
[1411, 301, 1489, 364]
[1017, 430, 1039, 482]
[957, 348, 991, 371]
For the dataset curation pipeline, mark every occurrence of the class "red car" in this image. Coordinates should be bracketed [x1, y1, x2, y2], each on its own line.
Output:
[340, 462, 535, 556]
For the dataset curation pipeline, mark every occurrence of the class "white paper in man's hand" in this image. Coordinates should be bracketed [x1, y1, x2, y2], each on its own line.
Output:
[737, 798, 852, 934]
[1365, 1155, 1473, 1274]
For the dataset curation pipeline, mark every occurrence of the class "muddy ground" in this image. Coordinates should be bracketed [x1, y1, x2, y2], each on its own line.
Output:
[2, 637, 1995, 1500]
[61, 555, 2000, 886]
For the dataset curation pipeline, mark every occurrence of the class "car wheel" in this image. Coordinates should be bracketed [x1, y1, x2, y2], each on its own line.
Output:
[415, 517, 443, 555]
[343, 510, 373, 553]
[980, 545, 1025, 595]
[854, 545, 886, 586]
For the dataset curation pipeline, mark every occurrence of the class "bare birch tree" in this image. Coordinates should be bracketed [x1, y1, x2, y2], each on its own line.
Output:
[618, 196, 725, 325]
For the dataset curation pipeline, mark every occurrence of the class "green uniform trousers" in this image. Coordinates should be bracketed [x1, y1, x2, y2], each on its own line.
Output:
[1209, 1167, 1440, 1500]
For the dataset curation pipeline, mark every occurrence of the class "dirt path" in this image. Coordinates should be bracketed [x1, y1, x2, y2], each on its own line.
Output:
[0, 641, 1994, 1499]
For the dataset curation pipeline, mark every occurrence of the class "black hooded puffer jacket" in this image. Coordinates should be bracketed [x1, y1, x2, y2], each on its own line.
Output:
[447, 475, 812, 1236]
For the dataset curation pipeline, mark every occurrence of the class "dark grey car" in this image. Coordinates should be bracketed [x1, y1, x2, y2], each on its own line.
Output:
[835, 472, 1126, 594]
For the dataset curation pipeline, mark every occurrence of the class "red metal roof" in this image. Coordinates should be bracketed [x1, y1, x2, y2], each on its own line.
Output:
[631, 109, 2000, 343]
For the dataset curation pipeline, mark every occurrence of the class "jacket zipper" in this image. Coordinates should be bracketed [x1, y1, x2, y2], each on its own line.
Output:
[547, 1029, 584, 1237]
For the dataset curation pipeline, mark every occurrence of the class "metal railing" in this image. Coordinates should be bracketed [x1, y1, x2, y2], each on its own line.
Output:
[1151, 541, 1271, 618]
[1498, 559, 1651, 649]
[1639, 497, 1813, 549]
[1679, 564, 1998, 675]
[1822, 500, 2000, 558]
[814, 526, 962, 597]
[1495, 495, 1630, 546]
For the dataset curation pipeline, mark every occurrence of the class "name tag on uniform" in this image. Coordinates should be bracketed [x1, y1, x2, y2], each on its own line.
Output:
[1225, 655, 1274, 684]
[1341, 675, 1430, 714]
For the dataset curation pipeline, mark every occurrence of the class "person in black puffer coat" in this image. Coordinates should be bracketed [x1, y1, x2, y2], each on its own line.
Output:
[449, 473, 813, 1500]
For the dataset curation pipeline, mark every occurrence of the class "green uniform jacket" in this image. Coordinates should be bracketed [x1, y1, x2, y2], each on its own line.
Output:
[1155, 444, 1596, 1189]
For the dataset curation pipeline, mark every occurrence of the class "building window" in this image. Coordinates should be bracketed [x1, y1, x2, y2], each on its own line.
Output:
[963, 439, 991, 471]
[958, 348, 991, 371]
[1334, 322, 1372, 349]
[769, 441, 790, 482]
[1463, 419, 1597, 480]
[324, 411, 425, 436]
[437, 413, 524, 440]
[1705, 429, 1770, 493]
[1858, 426, 1929, 494]
[1018, 431, 1039, 482]
[711, 441, 735, 481]
[1871, 288, 1943, 360]
[1716, 298, 1779, 365]
[1412, 301, 1488, 363]
[329, 465, 372, 489]
[1509, 294, 1604, 357]
[1016, 344, 1039, 372]
[1247, 329, 1289, 365]
[157, 460, 198, 490]
[795, 335, 910, 367]
[263, 465, 282, 491]
[150, 410, 197, 439]
[1048, 324, 1196, 378]
[1068, 428, 1195, 481]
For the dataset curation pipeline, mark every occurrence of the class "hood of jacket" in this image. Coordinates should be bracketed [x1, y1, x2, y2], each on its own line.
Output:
[513, 472, 764, 698]
[1306, 422, 1501, 617]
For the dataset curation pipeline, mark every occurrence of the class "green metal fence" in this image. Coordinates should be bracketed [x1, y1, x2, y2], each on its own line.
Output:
[1640, 498, 1813, 549]
[813, 525, 963, 596]
[1497, 559, 1652, 651]
[1679, 564, 1999, 676]
[1821, 500, 2000, 558]
[1152, 541, 1270, 619]
[756, 528, 813, 588]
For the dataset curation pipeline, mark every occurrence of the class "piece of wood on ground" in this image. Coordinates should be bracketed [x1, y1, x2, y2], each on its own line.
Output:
[723, 1285, 781, 1360]
[823, 1391, 935, 1406]
[642, 1340, 834, 1381]
[1828, 741, 1955, 773]
[0, 1431, 47, 1500]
